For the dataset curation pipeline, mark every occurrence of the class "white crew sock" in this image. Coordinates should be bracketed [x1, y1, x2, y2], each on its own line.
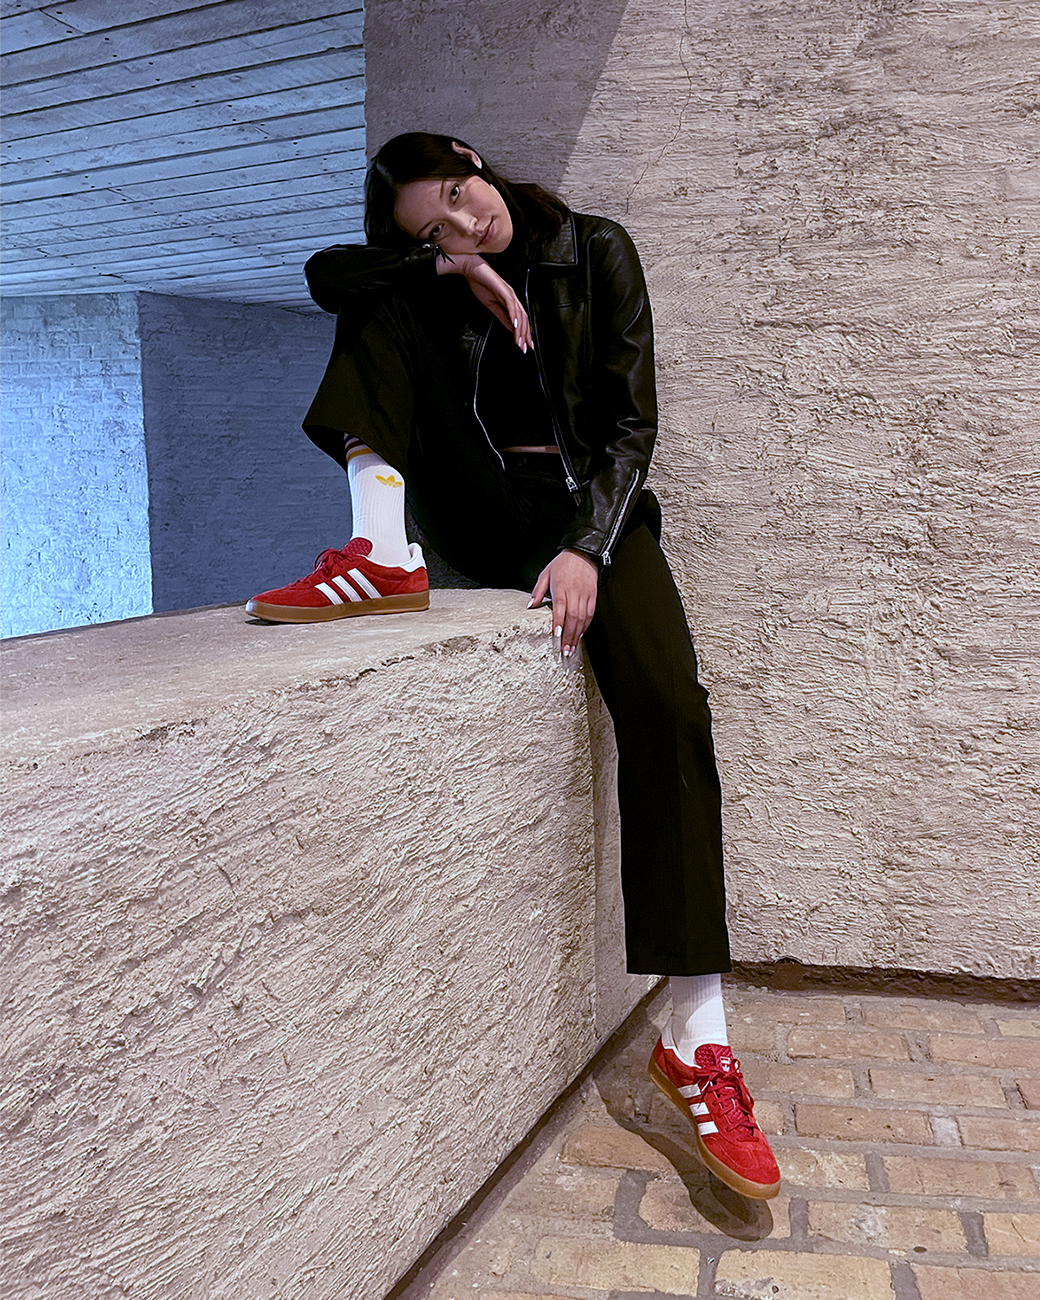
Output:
[345, 437, 411, 567]
[662, 973, 729, 1065]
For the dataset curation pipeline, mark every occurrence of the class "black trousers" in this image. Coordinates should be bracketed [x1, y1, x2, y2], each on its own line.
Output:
[304, 292, 730, 975]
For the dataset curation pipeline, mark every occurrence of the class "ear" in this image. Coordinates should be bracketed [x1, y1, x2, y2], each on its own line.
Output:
[451, 141, 483, 170]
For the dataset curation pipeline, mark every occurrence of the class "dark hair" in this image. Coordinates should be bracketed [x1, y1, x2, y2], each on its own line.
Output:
[365, 132, 569, 263]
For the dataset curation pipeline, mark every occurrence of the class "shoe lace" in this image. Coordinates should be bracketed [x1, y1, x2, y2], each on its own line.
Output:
[272, 545, 353, 596]
[312, 547, 343, 575]
[698, 1057, 757, 1138]
[312, 538, 369, 573]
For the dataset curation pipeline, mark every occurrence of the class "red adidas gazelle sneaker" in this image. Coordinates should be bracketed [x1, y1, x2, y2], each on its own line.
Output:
[245, 538, 429, 623]
[649, 1038, 781, 1199]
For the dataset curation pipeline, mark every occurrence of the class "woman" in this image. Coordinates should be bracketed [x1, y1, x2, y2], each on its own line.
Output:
[247, 133, 780, 1200]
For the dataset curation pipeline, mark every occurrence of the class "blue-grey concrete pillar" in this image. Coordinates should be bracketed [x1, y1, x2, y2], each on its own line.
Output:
[2, 292, 346, 638]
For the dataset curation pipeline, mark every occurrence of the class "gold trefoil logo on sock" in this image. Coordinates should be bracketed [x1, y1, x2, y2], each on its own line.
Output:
[376, 473, 404, 488]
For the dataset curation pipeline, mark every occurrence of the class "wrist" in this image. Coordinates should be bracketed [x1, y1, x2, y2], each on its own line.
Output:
[562, 547, 600, 570]
[434, 250, 485, 277]
[432, 246, 457, 276]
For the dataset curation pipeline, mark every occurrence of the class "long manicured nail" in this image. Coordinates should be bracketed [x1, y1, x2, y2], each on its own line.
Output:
[554, 626, 562, 639]
[513, 317, 519, 327]
[563, 646, 574, 658]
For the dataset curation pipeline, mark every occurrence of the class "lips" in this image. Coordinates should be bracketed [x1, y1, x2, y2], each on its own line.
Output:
[478, 219, 493, 248]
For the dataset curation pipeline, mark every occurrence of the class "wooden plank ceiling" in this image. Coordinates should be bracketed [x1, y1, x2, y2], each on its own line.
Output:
[1, 0, 366, 309]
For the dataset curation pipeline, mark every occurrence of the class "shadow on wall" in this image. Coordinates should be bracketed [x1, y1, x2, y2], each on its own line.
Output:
[365, 0, 634, 586]
[364, 0, 633, 187]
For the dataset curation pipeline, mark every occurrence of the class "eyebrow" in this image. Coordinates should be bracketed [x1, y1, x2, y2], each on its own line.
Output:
[415, 179, 449, 240]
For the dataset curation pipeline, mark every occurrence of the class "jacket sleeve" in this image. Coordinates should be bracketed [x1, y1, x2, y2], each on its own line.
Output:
[305, 243, 442, 314]
[558, 221, 658, 564]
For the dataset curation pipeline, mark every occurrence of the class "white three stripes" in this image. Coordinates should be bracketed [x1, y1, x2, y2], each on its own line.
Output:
[315, 569, 380, 605]
[679, 1084, 718, 1135]
[337, 570, 381, 599]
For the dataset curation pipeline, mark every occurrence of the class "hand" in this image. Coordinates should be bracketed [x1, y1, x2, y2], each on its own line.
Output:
[437, 252, 532, 351]
[529, 549, 598, 658]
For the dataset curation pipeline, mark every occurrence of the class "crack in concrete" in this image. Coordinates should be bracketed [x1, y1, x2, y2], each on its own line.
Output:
[624, 0, 695, 214]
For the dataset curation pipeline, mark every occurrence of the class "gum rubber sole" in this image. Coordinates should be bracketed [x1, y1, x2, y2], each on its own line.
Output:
[245, 590, 430, 623]
[648, 1054, 781, 1200]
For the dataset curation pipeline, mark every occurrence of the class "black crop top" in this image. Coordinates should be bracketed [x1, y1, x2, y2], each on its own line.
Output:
[474, 272, 555, 450]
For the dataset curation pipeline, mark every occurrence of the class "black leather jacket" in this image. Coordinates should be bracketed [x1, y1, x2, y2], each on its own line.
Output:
[305, 211, 657, 565]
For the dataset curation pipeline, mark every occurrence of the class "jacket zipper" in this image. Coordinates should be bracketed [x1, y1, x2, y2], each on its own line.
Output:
[599, 468, 640, 567]
[526, 269, 581, 498]
[470, 321, 504, 470]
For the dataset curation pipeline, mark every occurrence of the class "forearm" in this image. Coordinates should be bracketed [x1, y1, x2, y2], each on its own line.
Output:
[304, 243, 441, 313]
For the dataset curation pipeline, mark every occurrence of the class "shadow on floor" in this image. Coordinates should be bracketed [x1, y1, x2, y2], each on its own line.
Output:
[591, 1007, 776, 1242]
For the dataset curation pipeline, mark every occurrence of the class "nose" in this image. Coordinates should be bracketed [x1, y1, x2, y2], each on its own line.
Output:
[451, 210, 478, 238]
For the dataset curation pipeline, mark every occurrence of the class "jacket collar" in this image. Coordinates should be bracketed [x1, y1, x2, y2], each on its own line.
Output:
[535, 212, 577, 267]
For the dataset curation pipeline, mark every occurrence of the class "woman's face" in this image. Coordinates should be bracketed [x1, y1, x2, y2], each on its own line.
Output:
[394, 170, 513, 257]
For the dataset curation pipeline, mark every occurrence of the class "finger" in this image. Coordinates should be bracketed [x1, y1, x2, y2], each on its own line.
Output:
[563, 591, 596, 658]
[561, 604, 583, 659]
[528, 569, 551, 609]
[584, 588, 598, 631]
[511, 309, 528, 352]
[493, 296, 524, 339]
[551, 593, 568, 655]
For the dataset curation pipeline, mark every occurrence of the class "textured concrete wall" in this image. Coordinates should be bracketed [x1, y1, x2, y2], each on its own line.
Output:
[138, 292, 346, 613]
[0, 294, 151, 637]
[1, 595, 651, 1300]
[366, 0, 1040, 979]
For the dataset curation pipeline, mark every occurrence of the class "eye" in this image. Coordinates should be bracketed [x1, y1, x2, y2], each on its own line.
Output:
[428, 223, 444, 239]
[449, 184, 460, 201]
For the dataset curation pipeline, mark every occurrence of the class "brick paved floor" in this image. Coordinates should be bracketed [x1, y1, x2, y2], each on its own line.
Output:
[392, 979, 1040, 1300]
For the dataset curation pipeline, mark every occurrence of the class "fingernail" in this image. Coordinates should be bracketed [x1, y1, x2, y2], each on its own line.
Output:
[554, 626, 562, 638]
[513, 317, 519, 327]
[527, 599, 535, 608]
[563, 646, 573, 658]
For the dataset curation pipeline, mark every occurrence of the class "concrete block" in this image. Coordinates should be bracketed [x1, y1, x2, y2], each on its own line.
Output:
[0, 593, 650, 1300]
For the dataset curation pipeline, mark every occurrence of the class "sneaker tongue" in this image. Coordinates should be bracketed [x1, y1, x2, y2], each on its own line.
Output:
[693, 1044, 756, 1135]
[694, 1043, 735, 1071]
[339, 537, 373, 562]
[313, 537, 372, 575]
